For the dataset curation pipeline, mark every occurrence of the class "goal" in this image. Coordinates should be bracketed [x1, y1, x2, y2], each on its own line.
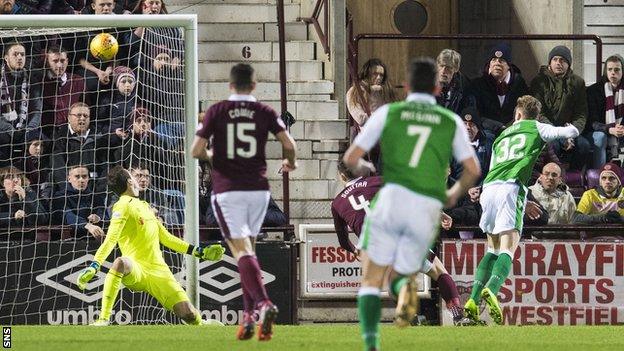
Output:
[0, 14, 199, 325]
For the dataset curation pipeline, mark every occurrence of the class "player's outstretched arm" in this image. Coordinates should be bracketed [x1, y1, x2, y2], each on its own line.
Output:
[76, 203, 128, 290]
[157, 221, 225, 261]
[536, 122, 580, 142]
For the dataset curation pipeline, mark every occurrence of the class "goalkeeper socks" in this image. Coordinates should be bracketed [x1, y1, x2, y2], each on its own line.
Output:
[389, 276, 408, 300]
[100, 268, 123, 321]
[469, 252, 498, 301]
[358, 287, 381, 351]
[237, 255, 270, 306]
[188, 309, 202, 325]
[485, 251, 512, 295]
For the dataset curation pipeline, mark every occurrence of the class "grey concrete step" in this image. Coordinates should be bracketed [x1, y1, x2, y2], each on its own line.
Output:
[168, 3, 300, 23]
[201, 100, 339, 120]
[198, 22, 307, 42]
[199, 61, 323, 81]
[199, 41, 315, 62]
[199, 81, 334, 99]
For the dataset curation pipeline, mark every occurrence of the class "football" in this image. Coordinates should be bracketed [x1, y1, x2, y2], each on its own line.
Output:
[89, 33, 119, 61]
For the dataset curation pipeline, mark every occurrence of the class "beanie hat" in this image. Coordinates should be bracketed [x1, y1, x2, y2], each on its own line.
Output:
[459, 106, 482, 129]
[113, 66, 135, 85]
[548, 45, 572, 66]
[600, 162, 623, 185]
[488, 43, 512, 63]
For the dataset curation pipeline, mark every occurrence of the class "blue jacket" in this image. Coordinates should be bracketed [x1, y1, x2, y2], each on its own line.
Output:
[51, 183, 106, 236]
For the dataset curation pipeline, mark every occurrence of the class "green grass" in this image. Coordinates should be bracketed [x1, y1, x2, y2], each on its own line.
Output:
[9, 324, 624, 351]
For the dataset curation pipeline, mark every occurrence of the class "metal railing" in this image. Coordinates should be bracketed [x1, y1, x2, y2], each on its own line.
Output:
[299, 0, 330, 58]
[350, 33, 604, 82]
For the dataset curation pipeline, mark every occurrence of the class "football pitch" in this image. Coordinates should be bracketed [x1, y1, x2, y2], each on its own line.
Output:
[8, 324, 624, 351]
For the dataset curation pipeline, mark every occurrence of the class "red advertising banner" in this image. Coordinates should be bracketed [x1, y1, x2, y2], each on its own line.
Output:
[440, 240, 624, 326]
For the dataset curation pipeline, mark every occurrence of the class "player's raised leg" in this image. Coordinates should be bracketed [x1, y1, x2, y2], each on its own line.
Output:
[482, 230, 519, 325]
[226, 236, 277, 341]
[464, 234, 499, 323]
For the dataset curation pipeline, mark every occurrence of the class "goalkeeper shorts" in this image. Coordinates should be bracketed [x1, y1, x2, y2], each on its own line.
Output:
[122, 259, 189, 311]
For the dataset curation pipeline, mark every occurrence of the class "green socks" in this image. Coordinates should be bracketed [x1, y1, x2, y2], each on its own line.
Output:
[390, 276, 408, 300]
[485, 252, 512, 294]
[100, 268, 123, 321]
[469, 252, 498, 301]
[358, 287, 381, 351]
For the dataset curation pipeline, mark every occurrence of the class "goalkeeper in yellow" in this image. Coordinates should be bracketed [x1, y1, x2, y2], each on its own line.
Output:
[76, 165, 226, 326]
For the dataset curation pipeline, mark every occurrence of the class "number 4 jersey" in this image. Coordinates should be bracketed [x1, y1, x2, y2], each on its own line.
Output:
[331, 176, 383, 253]
[484, 120, 579, 187]
[196, 95, 286, 194]
[354, 93, 476, 203]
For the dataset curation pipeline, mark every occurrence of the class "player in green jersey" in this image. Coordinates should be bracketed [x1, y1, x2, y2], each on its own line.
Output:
[76, 165, 226, 326]
[343, 57, 481, 351]
[464, 95, 579, 325]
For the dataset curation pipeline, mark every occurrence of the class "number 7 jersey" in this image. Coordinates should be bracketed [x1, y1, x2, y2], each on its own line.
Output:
[196, 95, 286, 194]
[484, 119, 579, 187]
[354, 93, 476, 203]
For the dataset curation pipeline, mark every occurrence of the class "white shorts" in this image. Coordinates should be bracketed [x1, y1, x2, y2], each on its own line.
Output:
[479, 182, 527, 235]
[358, 184, 442, 275]
[211, 190, 270, 239]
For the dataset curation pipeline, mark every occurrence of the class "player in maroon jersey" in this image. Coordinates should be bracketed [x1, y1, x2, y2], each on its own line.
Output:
[332, 160, 465, 324]
[192, 63, 297, 341]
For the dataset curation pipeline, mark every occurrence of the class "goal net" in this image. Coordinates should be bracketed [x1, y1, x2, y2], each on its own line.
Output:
[0, 15, 199, 325]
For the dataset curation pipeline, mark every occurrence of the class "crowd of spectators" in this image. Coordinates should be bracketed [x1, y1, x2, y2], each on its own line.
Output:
[0, 0, 193, 239]
[348, 44, 624, 239]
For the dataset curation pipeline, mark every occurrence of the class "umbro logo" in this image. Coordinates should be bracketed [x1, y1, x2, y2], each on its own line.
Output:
[35, 254, 276, 304]
[35, 254, 115, 303]
[175, 255, 276, 303]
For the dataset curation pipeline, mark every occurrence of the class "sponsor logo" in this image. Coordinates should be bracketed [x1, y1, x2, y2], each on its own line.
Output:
[176, 254, 276, 303]
[35, 254, 114, 303]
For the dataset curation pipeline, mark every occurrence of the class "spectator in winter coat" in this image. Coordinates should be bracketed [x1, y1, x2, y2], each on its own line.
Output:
[573, 162, 624, 224]
[586, 54, 624, 168]
[0, 166, 48, 228]
[51, 164, 106, 238]
[436, 49, 474, 114]
[471, 43, 530, 135]
[449, 106, 493, 184]
[529, 162, 576, 224]
[530, 45, 591, 170]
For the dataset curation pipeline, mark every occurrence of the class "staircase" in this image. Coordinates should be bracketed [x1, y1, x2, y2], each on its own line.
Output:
[168, 0, 345, 228]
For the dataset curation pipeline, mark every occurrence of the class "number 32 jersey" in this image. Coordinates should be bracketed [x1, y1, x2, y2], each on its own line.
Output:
[197, 95, 286, 194]
[484, 120, 579, 187]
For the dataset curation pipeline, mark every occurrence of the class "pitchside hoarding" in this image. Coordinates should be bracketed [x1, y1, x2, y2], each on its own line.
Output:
[0, 241, 294, 325]
[440, 240, 624, 325]
[299, 224, 431, 298]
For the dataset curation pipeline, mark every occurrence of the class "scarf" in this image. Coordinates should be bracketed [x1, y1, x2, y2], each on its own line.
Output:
[0, 64, 29, 129]
[604, 81, 624, 125]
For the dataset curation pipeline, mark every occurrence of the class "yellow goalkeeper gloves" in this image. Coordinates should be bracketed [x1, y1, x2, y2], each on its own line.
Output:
[77, 262, 100, 290]
[193, 244, 226, 261]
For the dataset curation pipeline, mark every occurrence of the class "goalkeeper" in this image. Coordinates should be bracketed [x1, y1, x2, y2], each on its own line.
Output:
[77, 165, 226, 326]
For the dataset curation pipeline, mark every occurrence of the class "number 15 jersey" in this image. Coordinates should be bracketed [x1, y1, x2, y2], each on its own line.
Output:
[197, 95, 286, 194]
[484, 120, 579, 187]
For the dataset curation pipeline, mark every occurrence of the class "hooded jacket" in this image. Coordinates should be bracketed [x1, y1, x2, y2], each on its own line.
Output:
[530, 66, 588, 133]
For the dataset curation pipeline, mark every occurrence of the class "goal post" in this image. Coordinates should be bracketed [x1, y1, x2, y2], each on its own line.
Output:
[0, 14, 201, 313]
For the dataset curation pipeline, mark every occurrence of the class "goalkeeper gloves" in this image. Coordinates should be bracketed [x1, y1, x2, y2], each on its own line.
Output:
[193, 244, 226, 261]
[77, 261, 100, 290]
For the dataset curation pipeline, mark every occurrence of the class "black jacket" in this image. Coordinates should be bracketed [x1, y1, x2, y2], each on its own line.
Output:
[472, 64, 530, 134]
[0, 187, 48, 228]
[436, 72, 475, 115]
